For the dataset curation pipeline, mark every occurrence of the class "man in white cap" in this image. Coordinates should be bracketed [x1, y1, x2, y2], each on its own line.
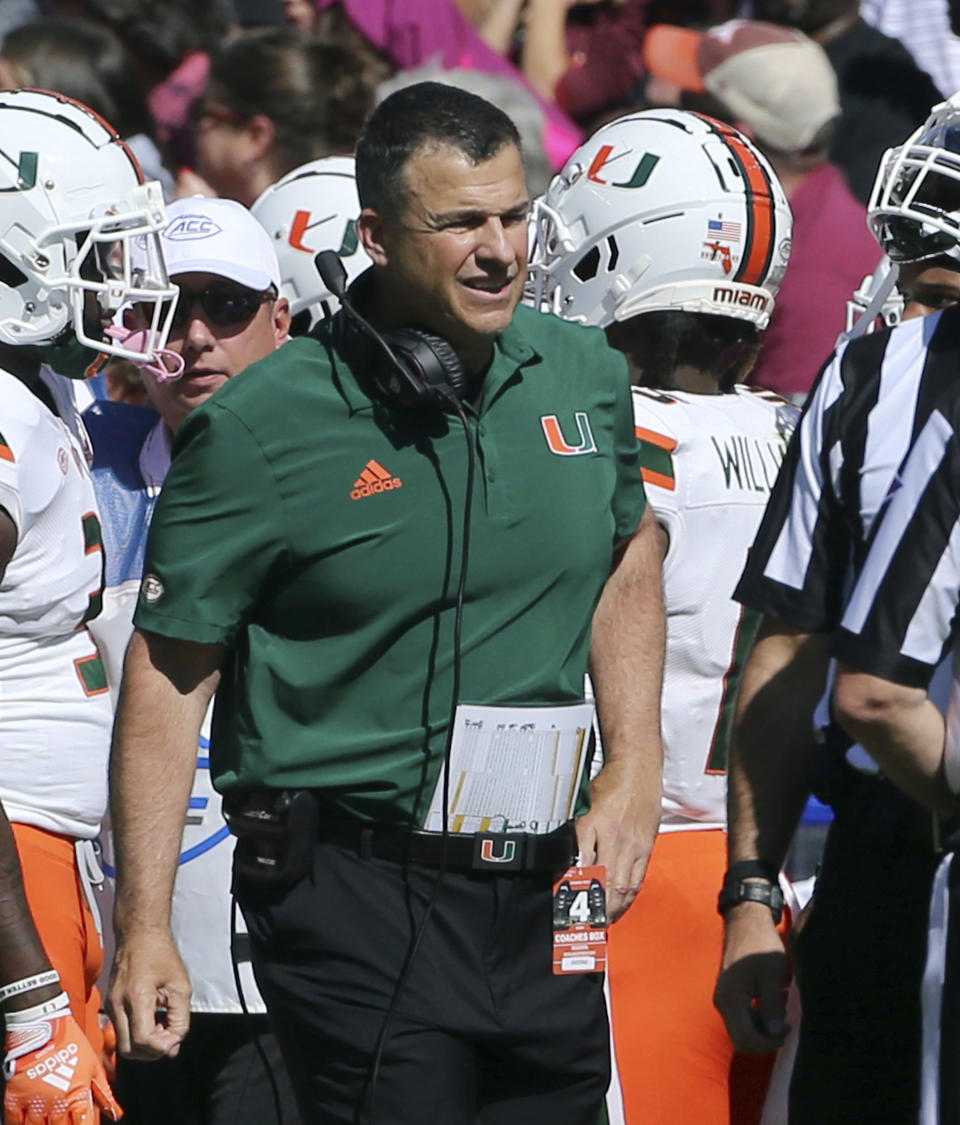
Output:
[132, 195, 293, 433]
[85, 196, 298, 1125]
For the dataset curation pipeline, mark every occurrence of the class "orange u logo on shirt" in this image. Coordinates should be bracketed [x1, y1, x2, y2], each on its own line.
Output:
[541, 413, 597, 456]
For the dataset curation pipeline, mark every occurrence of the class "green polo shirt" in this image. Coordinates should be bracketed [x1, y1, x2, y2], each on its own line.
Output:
[134, 304, 645, 823]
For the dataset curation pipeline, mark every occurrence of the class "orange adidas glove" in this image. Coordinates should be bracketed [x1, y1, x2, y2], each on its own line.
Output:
[3, 992, 122, 1123]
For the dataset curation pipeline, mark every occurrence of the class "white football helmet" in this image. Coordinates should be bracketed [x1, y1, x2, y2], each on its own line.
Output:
[868, 93, 960, 265]
[0, 88, 177, 363]
[251, 155, 370, 331]
[528, 108, 793, 330]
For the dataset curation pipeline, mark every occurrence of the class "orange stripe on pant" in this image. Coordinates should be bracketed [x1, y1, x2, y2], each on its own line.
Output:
[11, 823, 104, 1051]
[607, 829, 779, 1125]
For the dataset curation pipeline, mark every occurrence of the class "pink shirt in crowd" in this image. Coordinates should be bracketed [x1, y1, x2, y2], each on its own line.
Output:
[314, 0, 582, 168]
[750, 161, 881, 401]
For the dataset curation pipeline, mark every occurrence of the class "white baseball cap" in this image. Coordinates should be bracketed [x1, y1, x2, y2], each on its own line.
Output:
[643, 19, 840, 154]
[160, 196, 282, 291]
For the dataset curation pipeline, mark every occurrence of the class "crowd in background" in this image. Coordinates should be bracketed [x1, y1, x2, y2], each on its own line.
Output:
[0, 0, 954, 404]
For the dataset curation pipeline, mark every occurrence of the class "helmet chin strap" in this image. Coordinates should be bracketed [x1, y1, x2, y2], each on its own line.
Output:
[103, 325, 185, 381]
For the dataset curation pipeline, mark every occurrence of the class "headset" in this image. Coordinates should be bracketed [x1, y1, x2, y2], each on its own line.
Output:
[314, 250, 470, 409]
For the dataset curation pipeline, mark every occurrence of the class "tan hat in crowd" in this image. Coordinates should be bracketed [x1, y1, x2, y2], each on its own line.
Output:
[643, 19, 841, 154]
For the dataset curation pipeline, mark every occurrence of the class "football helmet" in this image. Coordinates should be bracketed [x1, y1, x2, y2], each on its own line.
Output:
[868, 93, 960, 265]
[843, 257, 904, 338]
[528, 108, 793, 330]
[251, 155, 370, 331]
[0, 88, 177, 363]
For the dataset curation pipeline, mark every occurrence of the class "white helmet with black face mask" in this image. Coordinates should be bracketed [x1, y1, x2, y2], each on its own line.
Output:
[528, 107, 793, 331]
[0, 87, 177, 364]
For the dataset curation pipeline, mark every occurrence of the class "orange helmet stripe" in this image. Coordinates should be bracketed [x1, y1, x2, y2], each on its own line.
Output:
[703, 116, 777, 288]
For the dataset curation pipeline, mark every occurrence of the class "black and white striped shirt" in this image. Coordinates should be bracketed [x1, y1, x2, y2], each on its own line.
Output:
[834, 401, 960, 689]
[736, 304, 960, 632]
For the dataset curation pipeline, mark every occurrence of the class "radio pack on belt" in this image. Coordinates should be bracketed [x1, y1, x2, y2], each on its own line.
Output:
[223, 789, 318, 887]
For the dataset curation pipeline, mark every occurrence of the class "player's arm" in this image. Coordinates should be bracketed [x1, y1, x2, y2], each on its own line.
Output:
[520, 0, 574, 102]
[0, 805, 59, 1000]
[833, 669, 955, 814]
[714, 616, 829, 1054]
[109, 628, 223, 1060]
[831, 408, 960, 816]
[475, 0, 526, 54]
[582, 504, 666, 923]
[0, 766, 123, 1120]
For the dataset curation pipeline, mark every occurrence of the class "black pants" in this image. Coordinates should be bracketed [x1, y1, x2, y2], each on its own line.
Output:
[115, 1013, 301, 1125]
[789, 781, 940, 1125]
[236, 840, 609, 1124]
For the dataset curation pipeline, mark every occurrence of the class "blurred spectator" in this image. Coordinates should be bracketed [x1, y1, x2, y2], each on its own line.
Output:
[186, 27, 373, 205]
[66, 0, 234, 172]
[311, 3, 395, 87]
[645, 19, 879, 401]
[377, 64, 554, 194]
[314, 0, 583, 167]
[860, 0, 960, 98]
[504, 0, 651, 125]
[0, 17, 172, 196]
[747, 0, 943, 203]
[282, 0, 320, 30]
[233, 0, 287, 26]
[476, 1, 732, 127]
[0, 0, 38, 47]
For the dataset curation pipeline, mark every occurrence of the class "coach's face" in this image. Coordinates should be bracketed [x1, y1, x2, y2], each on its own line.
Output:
[359, 142, 529, 374]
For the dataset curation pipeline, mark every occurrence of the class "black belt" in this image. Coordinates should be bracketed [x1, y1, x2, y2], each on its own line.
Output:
[224, 789, 579, 881]
[318, 817, 578, 873]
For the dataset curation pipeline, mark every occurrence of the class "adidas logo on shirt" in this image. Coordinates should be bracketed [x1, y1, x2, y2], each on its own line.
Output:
[350, 459, 403, 500]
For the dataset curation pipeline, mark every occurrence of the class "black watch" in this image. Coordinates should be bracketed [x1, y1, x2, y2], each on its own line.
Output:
[717, 878, 784, 924]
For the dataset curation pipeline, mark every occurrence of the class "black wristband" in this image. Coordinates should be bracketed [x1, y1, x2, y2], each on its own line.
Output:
[724, 859, 779, 885]
[718, 879, 784, 924]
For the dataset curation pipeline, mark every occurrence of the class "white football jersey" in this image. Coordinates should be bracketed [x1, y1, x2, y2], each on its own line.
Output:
[633, 384, 796, 829]
[0, 369, 111, 838]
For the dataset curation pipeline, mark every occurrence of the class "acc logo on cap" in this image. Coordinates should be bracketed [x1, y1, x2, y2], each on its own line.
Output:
[165, 215, 223, 241]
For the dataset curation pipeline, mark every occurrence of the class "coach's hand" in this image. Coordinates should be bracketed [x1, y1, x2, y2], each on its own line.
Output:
[575, 759, 659, 922]
[714, 902, 790, 1054]
[108, 929, 191, 1061]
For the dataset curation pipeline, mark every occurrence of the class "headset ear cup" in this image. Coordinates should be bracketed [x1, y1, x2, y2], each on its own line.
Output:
[337, 307, 466, 409]
[382, 327, 467, 407]
[414, 332, 468, 401]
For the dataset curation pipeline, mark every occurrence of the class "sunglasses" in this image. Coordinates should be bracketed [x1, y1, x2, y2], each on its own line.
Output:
[170, 285, 274, 329]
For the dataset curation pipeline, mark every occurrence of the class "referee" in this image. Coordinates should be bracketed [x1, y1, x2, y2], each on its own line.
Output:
[832, 372, 960, 1122]
[715, 101, 960, 1122]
